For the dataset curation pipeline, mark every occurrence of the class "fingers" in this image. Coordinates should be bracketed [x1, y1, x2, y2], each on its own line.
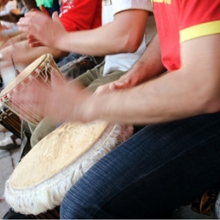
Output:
[39, 5, 50, 16]
[28, 41, 44, 47]
[52, 11, 59, 21]
[110, 74, 134, 89]
[17, 18, 32, 33]
[16, 80, 52, 119]
[17, 9, 64, 50]
[17, 11, 44, 33]
[95, 78, 130, 95]
[27, 34, 44, 47]
[52, 11, 63, 28]
[108, 79, 129, 90]
[94, 84, 111, 94]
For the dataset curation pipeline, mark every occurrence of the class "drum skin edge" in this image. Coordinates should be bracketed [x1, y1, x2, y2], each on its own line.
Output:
[4, 122, 133, 215]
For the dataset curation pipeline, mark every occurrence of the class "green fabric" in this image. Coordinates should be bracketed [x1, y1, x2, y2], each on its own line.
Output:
[35, 0, 53, 8]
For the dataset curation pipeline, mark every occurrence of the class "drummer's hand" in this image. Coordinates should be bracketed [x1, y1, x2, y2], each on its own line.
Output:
[95, 71, 144, 94]
[25, 34, 43, 47]
[17, 11, 66, 48]
[12, 69, 92, 123]
[26, 4, 50, 47]
[39, 5, 50, 17]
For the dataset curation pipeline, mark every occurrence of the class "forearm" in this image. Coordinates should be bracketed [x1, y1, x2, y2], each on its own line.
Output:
[58, 28, 121, 56]
[128, 34, 166, 83]
[85, 35, 220, 124]
[18, 32, 28, 41]
[87, 70, 219, 124]
[19, 45, 67, 65]
[57, 11, 148, 56]
[18, 9, 147, 55]
[1, 40, 67, 66]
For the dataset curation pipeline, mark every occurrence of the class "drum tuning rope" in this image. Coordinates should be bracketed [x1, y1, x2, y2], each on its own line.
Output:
[11, 54, 20, 76]
[8, 37, 20, 76]
[0, 54, 64, 125]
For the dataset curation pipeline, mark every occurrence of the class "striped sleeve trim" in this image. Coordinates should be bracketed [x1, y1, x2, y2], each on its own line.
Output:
[180, 20, 220, 43]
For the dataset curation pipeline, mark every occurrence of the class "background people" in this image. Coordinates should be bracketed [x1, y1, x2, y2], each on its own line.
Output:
[0, 0, 102, 70]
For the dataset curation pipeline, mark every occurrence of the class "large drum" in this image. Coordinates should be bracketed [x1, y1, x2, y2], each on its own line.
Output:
[0, 53, 63, 125]
[4, 120, 133, 215]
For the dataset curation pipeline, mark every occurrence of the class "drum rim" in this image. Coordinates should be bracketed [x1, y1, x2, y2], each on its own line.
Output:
[0, 53, 52, 100]
[4, 122, 133, 215]
[10, 121, 110, 189]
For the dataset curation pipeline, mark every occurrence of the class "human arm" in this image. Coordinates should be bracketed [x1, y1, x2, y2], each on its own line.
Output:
[13, 34, 220, 124]
[17, 9, 149, 56]
[0, 39, 68, 67]
[0, 6, 67, 67]
[0, 31, 27, 48]
[95, 34, 166, 93]
[88, 34, 220, 124]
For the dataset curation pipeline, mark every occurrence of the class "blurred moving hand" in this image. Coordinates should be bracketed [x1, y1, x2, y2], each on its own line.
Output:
[17, 11, 66, 48]
[11, 68, 91, 124]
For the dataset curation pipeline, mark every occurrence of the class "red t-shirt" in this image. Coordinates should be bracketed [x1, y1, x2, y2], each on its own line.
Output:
[151, 0, 220, 71]
[59, 0, 102, 32]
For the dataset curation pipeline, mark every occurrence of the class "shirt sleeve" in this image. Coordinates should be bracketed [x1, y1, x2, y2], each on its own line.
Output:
[112, 0, 153, 14]
[179, 0, 220, 42]
[59, 0, 101, 32]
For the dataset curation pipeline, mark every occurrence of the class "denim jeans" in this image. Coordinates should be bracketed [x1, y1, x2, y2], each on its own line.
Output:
[56, 52, 82, 68]
[60, 112, 220, 219]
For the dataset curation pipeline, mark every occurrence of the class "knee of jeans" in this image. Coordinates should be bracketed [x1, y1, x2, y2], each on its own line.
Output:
[60, 184, 102, 219]
[60, 192, 87, 219]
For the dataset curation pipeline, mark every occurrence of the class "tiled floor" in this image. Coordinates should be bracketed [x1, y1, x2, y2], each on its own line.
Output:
[0, 131, 20, 219]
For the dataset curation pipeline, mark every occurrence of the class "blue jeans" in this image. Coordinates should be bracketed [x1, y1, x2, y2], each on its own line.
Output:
[56, 52, 82, 68]
[60, 112, 220, 219]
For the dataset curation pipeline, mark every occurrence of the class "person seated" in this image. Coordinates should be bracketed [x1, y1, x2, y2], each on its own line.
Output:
[0, 0, 101, 151]
[21, 0, 157, 151]
[0, 0, 18, 39]
[0, 0, 49, 47]
[0, 0, 102, 71]
[12, 0, 220, 219]
[2, 0, 158, 218]
[0, 0, 39, 42]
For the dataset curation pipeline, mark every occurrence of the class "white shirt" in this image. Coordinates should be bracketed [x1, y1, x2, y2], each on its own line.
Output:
[102, 0, 156, 76]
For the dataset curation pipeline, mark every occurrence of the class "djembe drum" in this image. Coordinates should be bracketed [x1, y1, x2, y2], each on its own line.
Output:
[4, 120, 133, 215]
[0, 53, 63, 125]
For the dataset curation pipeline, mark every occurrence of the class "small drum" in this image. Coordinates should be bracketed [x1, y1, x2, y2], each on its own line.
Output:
[4, 120, 133, 215]
[0, 106, 21, 138]
[0, 53, 63, 125]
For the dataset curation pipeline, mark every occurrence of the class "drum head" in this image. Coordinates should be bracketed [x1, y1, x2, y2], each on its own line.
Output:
[0, 54, 52, 97]
[5, 121, 133, 215]
[10, 120, 109, 189]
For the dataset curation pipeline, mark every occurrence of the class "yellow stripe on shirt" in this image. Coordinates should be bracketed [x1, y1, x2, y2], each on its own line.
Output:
[180, 20, 220, 43]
